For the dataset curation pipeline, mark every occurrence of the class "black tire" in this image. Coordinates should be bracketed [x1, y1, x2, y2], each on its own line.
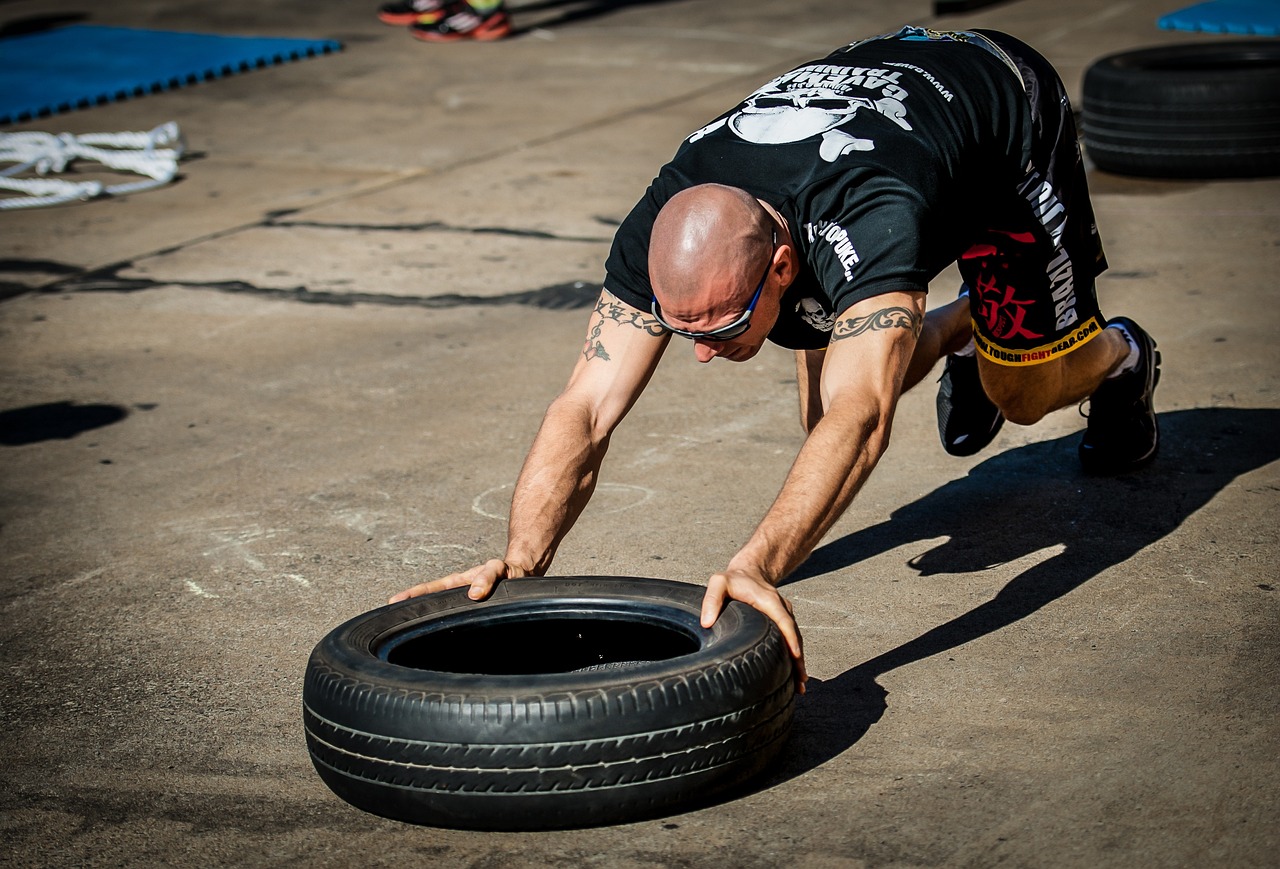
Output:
[302, 576, 796, 830]
[1082, 41, 1280, 178]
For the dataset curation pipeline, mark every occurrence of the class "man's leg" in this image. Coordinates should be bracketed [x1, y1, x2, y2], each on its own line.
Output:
[904, 293, 971, 391]
[978, 317, 1161, 472]
[938, 30, 1161, 472]
[978, 326, 1127, 425]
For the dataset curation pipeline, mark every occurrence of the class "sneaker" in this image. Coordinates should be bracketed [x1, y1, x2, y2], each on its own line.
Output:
[1078, 317, 1161, 474]
[936, 352, 1005, 456]
[377, 0, 447, 26]
[410, 3, 511, 41]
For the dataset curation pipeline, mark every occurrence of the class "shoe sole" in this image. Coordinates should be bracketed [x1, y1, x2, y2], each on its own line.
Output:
[943, 415, 1005, 456]
[411, 20, 511, 41]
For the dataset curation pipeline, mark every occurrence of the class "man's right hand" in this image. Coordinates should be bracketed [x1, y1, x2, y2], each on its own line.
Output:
[388, 558, 529, 604]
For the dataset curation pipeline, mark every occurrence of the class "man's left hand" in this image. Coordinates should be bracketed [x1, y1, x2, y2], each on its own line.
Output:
[701, 567, 807, 694]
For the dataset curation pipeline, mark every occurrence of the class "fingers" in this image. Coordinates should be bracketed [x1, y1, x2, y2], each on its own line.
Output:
[789, 633, 809, 695]
[774, 595, 808, 694]
[700, 574, 728, 629]
[461, 558, 508, 600]
[768, 598, 807, 695]
[387, 574, 465, 604]
[388, 558, 509, 604]
[700, 572, 808, 695]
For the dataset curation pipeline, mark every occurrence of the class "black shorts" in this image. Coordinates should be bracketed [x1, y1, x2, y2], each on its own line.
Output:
[960, 30, 1108, 366]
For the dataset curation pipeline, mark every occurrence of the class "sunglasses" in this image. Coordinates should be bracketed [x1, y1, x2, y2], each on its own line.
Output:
[650, 230, 776, 341]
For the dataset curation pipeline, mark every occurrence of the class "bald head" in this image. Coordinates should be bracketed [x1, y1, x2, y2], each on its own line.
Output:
[649, 184, 774, 316]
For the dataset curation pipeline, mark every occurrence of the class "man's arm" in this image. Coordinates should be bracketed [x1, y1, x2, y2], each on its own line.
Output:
[390, 290, 669, 602]
[701, 290, 926, 689]
[795, 348, 826, 434]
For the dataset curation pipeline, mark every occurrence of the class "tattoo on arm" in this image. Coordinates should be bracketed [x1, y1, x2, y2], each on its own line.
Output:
[582, 294, 666, 361]
[830, 306, 923, 343]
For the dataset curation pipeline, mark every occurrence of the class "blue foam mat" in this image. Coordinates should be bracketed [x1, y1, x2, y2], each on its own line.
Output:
[0, 25, 342, 126]
[1159, 0, 1280, 35]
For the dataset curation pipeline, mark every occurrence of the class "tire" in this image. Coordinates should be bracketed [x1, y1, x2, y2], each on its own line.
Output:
[1081, 41, 1280, 178]
[302, 576, 796, 830]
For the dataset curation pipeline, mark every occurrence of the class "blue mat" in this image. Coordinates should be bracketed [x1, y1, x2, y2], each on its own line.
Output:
[1159, 0, 1280, 35]
[0, 25, 342, 126]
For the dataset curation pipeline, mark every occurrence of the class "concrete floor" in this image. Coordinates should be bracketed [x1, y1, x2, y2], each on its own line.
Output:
[2, 0, 1277, 866]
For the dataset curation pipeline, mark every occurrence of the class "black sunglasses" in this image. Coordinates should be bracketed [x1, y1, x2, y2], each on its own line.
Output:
[650, 231, 776, 341]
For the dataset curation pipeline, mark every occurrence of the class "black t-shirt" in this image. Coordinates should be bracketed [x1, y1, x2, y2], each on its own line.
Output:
[604, 34, 1031, 350]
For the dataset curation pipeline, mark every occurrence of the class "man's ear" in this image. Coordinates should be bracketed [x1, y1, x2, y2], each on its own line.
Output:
[776, 241, 799, 289]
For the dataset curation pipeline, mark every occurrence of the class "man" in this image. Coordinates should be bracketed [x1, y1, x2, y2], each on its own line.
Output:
[391, 27, 1161, 690]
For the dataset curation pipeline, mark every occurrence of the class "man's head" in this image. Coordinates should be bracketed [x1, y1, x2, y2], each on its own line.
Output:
[649, 184, 790, 363]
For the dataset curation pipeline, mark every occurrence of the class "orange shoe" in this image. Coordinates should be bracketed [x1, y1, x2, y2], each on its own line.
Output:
[410, 3, 511, 41]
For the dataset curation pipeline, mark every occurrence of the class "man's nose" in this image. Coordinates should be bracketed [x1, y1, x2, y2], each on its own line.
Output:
[693, 341, 719, 363]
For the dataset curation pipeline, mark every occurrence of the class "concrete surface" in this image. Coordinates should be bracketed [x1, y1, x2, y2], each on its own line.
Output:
[2, 0, 1277, 866]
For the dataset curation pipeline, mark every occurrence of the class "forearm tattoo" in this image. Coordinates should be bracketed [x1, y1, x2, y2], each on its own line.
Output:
[582, 294, 666, 361]
[831, 306, 923, 343]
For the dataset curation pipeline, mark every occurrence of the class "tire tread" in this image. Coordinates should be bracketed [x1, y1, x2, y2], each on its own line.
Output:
[301, 577, 795, 829]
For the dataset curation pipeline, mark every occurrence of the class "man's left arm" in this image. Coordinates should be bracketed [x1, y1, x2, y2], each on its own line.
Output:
[700, 290, 926, 692]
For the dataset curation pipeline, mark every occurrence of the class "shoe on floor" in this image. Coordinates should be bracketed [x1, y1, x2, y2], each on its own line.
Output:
[937, 352, 1005, 457]
[377, 0, 447, 26]
[1078, 317, 1161, 474]
[410, 3, 511, 41]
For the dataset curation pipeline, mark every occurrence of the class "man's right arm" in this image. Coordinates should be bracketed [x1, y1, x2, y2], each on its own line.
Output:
[390, 290, 669, 603]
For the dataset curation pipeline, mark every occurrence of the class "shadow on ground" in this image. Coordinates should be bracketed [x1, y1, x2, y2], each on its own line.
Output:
[0, 401, 130, 446]
[768, 406, 1279, 780]
[0, 13, 88, 39]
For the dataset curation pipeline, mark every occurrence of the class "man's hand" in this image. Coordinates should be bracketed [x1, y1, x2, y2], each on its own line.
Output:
[701, 566, 808, 694]
[388, 558, 529, 604]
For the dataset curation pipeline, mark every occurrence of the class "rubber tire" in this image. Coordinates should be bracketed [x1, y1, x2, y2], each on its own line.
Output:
[1081, 41, 1280, 178]
[302, 576, 796, 830]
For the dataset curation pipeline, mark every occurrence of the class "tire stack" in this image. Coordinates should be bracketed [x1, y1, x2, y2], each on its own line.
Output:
[1081, 41, 1280, 178]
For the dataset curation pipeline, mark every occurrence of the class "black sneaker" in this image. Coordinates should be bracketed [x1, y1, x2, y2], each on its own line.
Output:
[936, 352, 1005, 456]
[1078, 317, 1161, 474]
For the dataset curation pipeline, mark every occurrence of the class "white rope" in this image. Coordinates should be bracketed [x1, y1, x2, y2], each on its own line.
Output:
[0, 122, 186, 210]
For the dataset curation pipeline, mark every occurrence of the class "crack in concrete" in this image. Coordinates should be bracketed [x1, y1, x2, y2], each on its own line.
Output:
[2, 211, 614, 306]
[261, 211, 614, 244]
[7, 259, 602, 310]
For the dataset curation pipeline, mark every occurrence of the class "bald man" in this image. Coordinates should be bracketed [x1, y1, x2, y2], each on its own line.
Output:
[392, 27, 1161, 688]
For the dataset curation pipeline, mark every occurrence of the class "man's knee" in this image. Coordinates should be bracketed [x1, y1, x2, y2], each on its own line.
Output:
[990, 391, 1054, 426]
[979, 362, 1060, 426]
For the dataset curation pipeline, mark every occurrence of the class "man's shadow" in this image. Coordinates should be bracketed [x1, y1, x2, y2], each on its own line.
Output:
[766, 406, 1279, 780]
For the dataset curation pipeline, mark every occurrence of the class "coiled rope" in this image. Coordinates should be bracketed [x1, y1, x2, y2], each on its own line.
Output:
[0, 122, 185, 210]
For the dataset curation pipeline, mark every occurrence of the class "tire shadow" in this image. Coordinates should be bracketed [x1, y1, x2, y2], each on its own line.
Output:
[766, 406, 1280, 782]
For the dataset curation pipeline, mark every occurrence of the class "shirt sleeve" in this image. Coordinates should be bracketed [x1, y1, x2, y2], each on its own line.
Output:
[807, 177, 934, 315]
[602, 184, 663, 312]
